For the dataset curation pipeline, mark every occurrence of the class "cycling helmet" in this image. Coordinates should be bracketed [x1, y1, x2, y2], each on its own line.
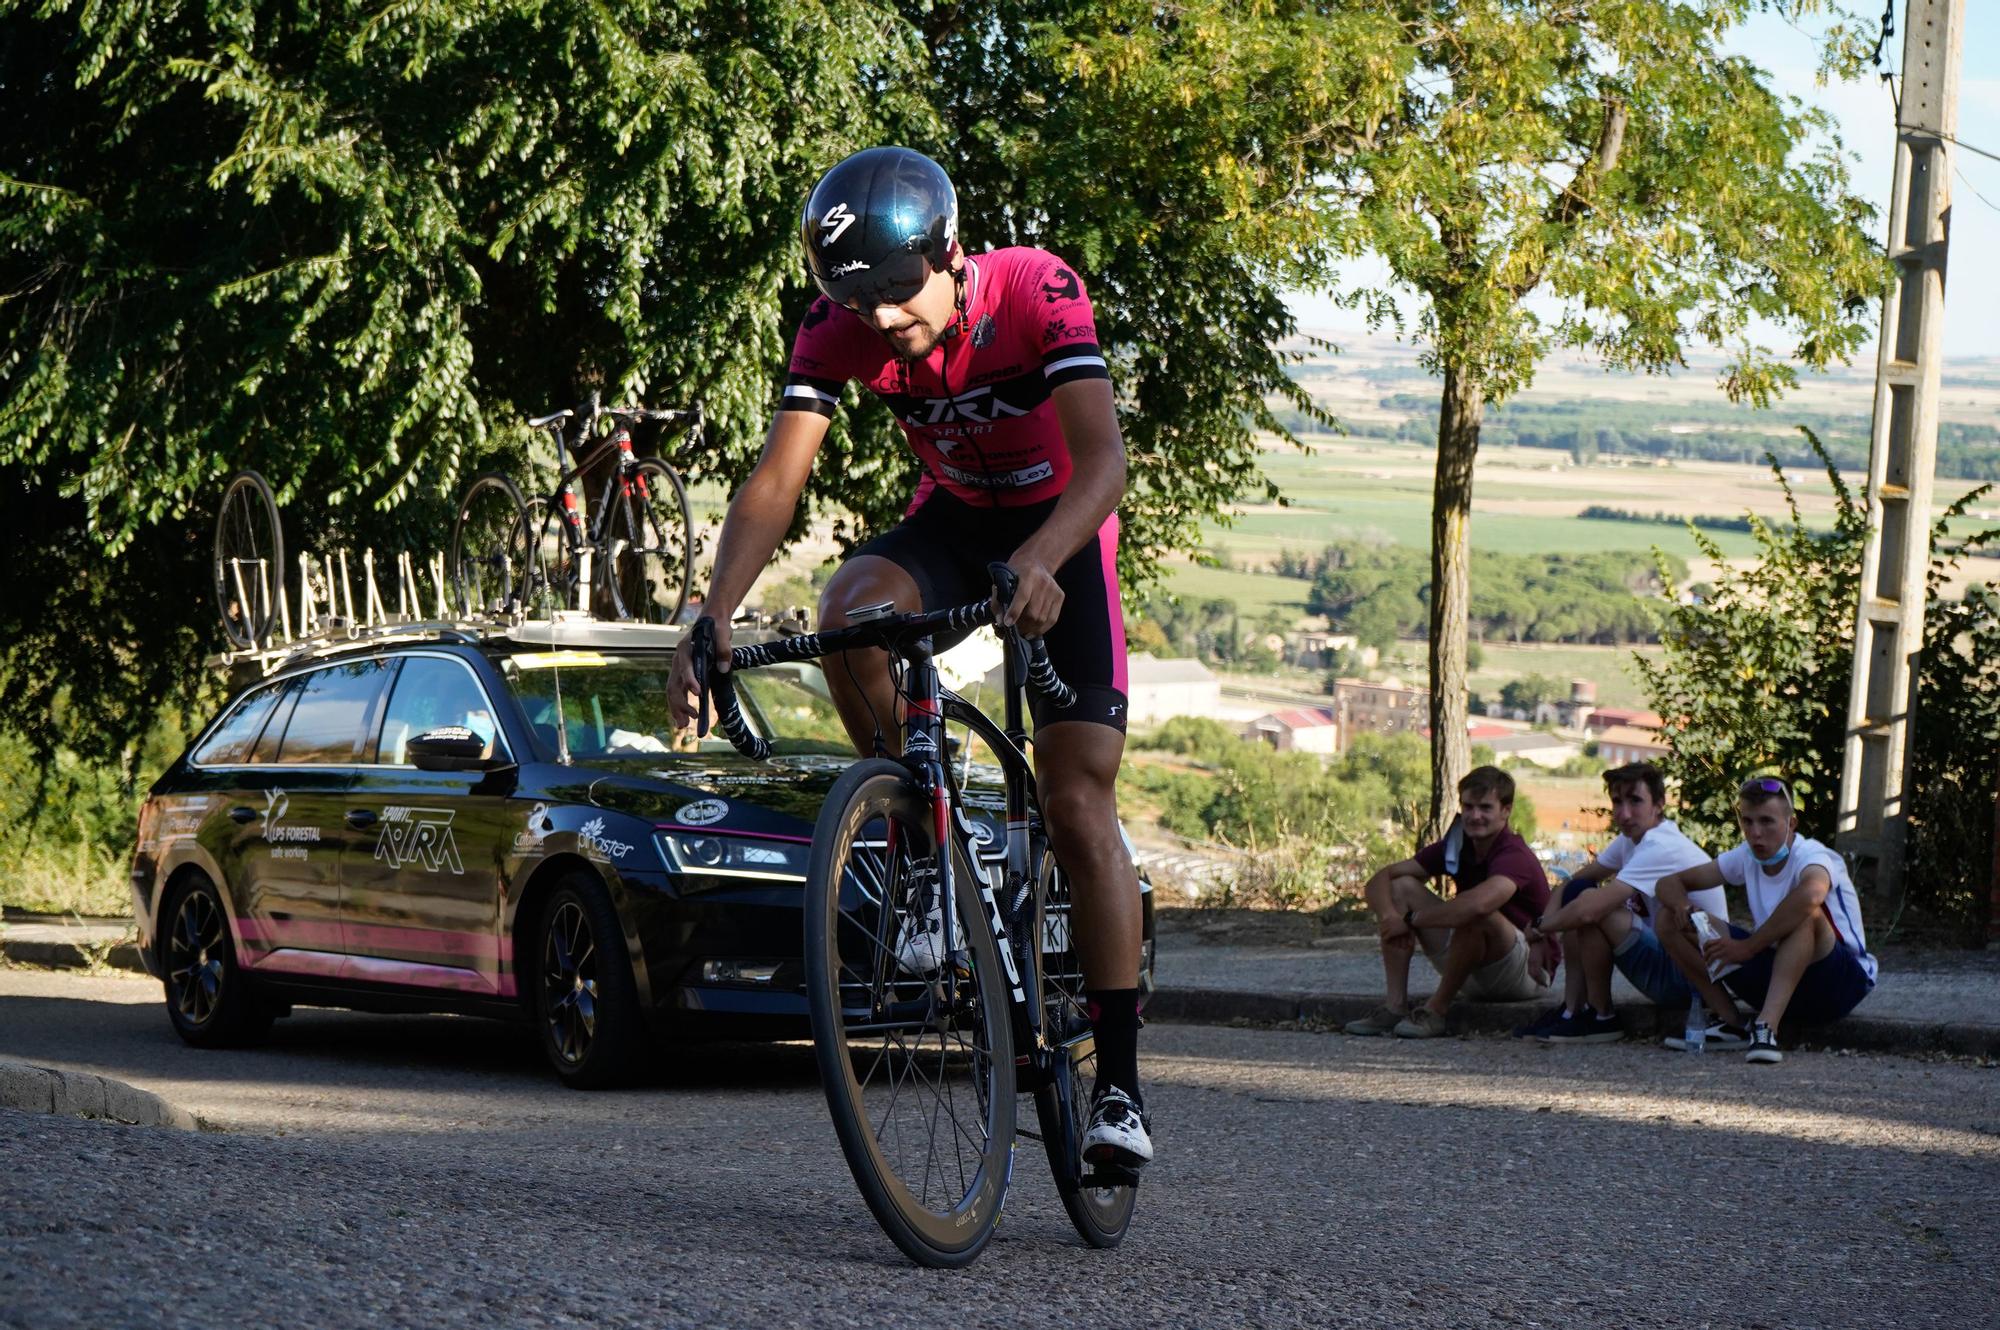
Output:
[801, 146, 958, 308]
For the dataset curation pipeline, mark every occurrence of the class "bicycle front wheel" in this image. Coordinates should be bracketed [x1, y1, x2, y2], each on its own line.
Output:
[1033, 856, 1138, 1248]
[804, 758, 1017, 1268]
[449, 473, 531, 616]
[213, 471, 284, 649]
[603, 458, 692, 624]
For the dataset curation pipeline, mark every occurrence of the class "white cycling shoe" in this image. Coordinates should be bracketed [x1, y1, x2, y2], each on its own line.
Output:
[1082, 1086, 1154, 1169]
[893, 873, 954, 975]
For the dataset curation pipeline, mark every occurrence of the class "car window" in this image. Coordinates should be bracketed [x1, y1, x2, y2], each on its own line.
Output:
[274, 660, 389, 765]
[249, 680, 302, 764]
[501, 652, 849, 760]
[193, 682, 286, 766]
[377, 656, 508, 765]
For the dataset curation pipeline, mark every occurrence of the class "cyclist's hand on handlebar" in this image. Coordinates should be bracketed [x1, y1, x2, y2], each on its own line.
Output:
[668, 616, 732, 731]
[996, 552, 1064, 638]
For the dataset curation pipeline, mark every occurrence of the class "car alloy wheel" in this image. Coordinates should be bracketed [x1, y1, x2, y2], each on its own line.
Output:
[167, 886, 228, 1027]
[542, 899, 598, 1067]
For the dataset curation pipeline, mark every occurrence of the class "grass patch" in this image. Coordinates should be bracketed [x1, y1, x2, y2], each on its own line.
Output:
[1, 836, 132, 918]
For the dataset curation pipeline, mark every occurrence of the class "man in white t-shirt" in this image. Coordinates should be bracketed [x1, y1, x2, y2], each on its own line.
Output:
[1654, 776, 1877, 1064]
[1518, 762, 1720, 1043]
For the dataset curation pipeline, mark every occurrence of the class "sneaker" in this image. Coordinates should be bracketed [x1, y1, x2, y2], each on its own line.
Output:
[1393, 1007, 1449, 1039]
[1745, 1020, 1783, 1064]
[893, 864, 951, 974]
[1082, 1086, 1153, 1168]
[1540, 1005, 1623, 1044]
[1343, 1005, 1409, 1037]
[1662, 1019, 1752, 1052]
[1511, 1004, 1570, 1039]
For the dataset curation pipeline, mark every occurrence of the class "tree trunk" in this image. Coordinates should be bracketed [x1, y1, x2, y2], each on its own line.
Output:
[1426, 361, 1483, 840]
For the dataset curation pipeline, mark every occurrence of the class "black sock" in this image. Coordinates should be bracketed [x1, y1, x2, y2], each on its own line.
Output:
[1087, 988, 1142, 1102]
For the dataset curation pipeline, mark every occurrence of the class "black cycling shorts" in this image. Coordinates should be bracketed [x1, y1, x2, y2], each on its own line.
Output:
[845, 490, 1129, 732]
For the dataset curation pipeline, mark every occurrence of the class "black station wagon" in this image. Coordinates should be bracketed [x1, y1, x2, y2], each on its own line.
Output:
[132, 620, 1154, 1086]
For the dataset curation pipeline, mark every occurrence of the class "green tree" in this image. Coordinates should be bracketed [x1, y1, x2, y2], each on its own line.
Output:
[1637, 434, 2000, 938]
[1332, 2, 1884, 834]
[0, 0, 1393, 767]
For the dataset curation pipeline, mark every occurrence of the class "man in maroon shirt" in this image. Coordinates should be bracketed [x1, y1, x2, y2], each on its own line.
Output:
[1344, 766, 1556, 1038]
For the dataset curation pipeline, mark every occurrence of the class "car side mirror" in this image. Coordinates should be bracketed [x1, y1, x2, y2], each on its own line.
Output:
[409, 726, 513, 774]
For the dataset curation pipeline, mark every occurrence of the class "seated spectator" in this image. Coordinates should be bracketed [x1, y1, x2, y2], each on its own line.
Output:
[1344, 766, 1555, 1039]
[1517, 762, 1718, 1043]
[1654, 776, 1877, 1064]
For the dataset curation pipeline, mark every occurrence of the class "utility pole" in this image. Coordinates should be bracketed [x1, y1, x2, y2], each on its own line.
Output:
[1837, 0, 1964, 900]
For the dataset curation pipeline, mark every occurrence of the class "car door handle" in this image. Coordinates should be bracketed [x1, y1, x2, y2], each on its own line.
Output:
[229, 806, 258, 824]
[345, 809, 379, 829]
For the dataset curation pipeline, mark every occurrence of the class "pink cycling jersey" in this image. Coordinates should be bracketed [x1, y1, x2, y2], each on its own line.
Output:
[779, 247, 1111, 509]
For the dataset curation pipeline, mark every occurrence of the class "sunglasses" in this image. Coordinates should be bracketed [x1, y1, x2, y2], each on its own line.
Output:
[814, 249, 933, 311]
[1738, 776, 1792, 801]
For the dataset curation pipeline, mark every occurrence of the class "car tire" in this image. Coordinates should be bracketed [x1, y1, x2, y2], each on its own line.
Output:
[534, 873, 648, 1089]
[161, 875, 277, 1048]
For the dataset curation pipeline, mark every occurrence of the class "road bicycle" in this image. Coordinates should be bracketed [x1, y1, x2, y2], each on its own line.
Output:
[213, 470, 284, 649]
[450, 397, 696, 623]
[691, 565, 1140, 1267]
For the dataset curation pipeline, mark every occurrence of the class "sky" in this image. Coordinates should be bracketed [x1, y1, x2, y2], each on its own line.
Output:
[1286, 4, 2000, 361]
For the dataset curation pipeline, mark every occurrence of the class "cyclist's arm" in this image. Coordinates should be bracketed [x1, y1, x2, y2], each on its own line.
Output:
[669, 410, 827, 728]
[1003, 379, 1125, 635]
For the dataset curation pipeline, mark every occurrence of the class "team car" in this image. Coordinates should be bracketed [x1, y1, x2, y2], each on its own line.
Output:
[131, 620, 1154, 1087]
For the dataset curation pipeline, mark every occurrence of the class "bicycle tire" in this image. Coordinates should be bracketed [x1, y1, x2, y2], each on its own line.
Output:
[448, 473, 531, 616]
[804, 758, 1017, 1268]
[524, 495, 582, 619]
[213, 471, 284, 649]
[1032, 856, 1138, 1248]
[603, 457, 692, 624]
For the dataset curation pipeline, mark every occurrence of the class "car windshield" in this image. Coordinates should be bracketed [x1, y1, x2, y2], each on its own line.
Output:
[499, 652, 850, 761]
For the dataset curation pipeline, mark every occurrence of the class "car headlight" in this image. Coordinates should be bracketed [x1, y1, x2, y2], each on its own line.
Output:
[656, 831, 809, 882]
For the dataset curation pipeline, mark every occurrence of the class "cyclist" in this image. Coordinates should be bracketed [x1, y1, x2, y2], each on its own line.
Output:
[668, 145, 1151, 1171]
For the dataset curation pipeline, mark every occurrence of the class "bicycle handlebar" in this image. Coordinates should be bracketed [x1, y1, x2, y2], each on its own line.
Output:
[691, 563, 1075, 761]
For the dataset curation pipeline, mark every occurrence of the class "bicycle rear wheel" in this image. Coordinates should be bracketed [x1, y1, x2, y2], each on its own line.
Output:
[523, 496, 581, 619]
[804, 759, 1017, 1268]
[1032, 856, 1138, 1248]
[213, 471, 284, 649]
[449, 473, 531, 616]
[603, 458, 692, 624]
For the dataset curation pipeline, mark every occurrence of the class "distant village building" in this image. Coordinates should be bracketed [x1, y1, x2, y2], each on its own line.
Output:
[1330, 676, 1428, 747]
[1595, 724, 1670, 765]
[1480, 731, 1583, 769]
[1246, 707, 1341, 754]
[1586, 706, 1664, 735]
[1125, 654, 1222, 728]
[1289, 629, 1373, 670]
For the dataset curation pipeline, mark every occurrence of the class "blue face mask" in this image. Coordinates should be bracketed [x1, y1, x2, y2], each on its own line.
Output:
[1752, 838, 1792, 869]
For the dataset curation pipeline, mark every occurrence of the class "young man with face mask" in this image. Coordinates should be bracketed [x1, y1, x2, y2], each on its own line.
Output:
[1653, 777, 1877, 1063]
[1517, 762, 1719, 1043]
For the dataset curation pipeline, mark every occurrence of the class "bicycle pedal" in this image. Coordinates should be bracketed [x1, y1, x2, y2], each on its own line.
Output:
[1079, 1167, 1140, 1190]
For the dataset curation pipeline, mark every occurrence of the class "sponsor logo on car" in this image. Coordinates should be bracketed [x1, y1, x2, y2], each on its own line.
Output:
[578, 816, 634, 863]
[513, 802, 551, 857]
[374, 806, 464, 875]
[676, 798, 729, 826]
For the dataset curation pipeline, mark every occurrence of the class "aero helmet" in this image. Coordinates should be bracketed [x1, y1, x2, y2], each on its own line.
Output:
[801, 147, 958, 308]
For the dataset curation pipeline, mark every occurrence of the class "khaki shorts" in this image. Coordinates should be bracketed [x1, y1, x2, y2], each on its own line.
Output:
[1412, 892, 1549, 1003]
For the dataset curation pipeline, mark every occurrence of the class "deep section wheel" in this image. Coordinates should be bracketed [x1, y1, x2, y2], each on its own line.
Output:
[535, 873, 647, 1089]
[804, 759, 1017, 1268]
[449, 473, 531, 617]
[603, 458, 692, 624]
[1033, 857, 1138, 1248]
[162, 875, 275, 1048]
[213, 471, 284, 649]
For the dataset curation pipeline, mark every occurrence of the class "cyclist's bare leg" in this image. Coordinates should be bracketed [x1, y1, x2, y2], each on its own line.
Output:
[817, 556, 921, 757]
[1034, 721, 1142, 988]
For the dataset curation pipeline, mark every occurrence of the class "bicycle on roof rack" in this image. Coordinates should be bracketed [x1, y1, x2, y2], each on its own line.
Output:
[690, 563, 1140, 1268]
[450, 396, 697, 625]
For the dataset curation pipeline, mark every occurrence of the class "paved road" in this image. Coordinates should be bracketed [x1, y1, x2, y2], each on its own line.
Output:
[3, 969, 1996, 1328]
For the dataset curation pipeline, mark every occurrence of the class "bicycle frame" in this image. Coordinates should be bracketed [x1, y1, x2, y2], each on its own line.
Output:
[531, 404, 697, 608]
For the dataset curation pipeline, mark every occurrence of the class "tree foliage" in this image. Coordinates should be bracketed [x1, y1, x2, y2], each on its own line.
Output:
[1327, 0, 1887, 832]
[0, 0, 1388, 765]
[1636, 433, 2000, 940]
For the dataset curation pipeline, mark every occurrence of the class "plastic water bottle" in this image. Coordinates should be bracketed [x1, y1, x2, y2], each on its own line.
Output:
[1684, 994, 1706, 1055]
